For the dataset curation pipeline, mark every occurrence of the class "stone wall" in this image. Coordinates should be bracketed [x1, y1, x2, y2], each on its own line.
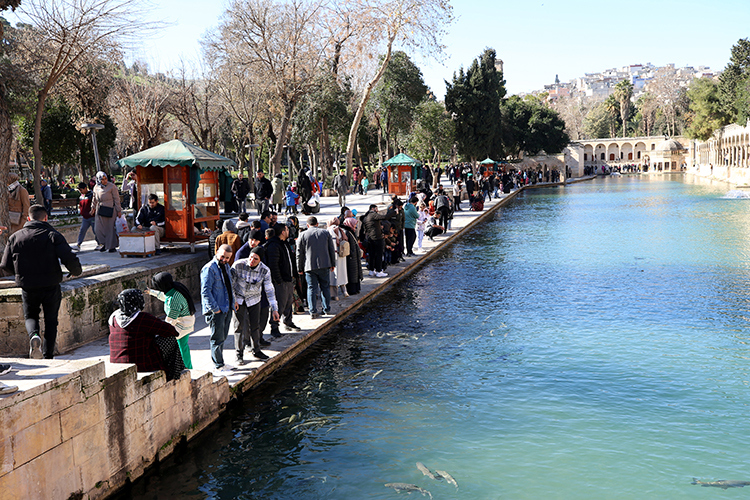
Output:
[0, 360, 229, 500]
[0, 254, 207, 357]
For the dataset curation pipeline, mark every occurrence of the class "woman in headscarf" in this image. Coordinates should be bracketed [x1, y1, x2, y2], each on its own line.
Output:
[342, 217, 363, 296]
[91, 171, 122, 252]
[145, 272, 196, 369]
[327, 217, 349, 300]
[7, 172, 30, 234]
[108, 289, 185, 380]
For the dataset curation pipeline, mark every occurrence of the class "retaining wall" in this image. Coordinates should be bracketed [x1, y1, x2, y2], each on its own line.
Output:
[0, 360, 229, 500]
[0, 254, 206, 357]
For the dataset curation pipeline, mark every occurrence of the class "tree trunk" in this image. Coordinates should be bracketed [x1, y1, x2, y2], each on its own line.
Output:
[321, 115, 333, 176]
[345, 33, 396, 177]
[271, 103, 294, 176]
[33, 88, 50, 203]
[0, 91, 13, 245]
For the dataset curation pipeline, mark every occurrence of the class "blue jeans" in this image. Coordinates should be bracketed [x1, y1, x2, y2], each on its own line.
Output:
[206, 310, 232, 368]
[305, 268, 331, 315]
[77, 217, 96, 246]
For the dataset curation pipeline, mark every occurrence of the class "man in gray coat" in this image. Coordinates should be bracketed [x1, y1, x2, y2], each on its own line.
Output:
[332, 168, 349, 207]
[296, 216, 336, 319]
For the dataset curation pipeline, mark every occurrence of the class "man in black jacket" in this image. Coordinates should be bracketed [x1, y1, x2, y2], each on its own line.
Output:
[254, 171, 273, 216]
[361, 204, 393, 278]
[134, 194, 166, 254]
[264, 223, 301, 334]
[231, 172, 251, 214]
[1, 205, 82, 359]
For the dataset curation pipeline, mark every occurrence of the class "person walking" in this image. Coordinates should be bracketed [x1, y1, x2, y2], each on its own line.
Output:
[200, 244, 236, 374]
[271, 174, 285, 213]
[333, 169, 349, 207]
[231, 247, 279, 362]
[91, 171, 121, 252]
[254, 171, 273, 216]
[1, 205, 82, 359]
[73, 182, 96, 251]
[296, 216, 336, 319]
[231, 172, 251, 214]
[40, 178, 53, 217]
[361, 204, 392, 278]
[8, 172, 30, 235]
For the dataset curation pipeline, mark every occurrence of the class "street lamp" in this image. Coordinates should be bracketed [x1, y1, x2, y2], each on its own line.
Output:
[80, 123, 105, 171]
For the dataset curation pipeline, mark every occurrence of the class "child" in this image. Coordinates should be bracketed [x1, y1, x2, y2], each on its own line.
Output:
[285, 185, 299, 215]
[416, 202, 428, 252]
[361, 176, 369, 195]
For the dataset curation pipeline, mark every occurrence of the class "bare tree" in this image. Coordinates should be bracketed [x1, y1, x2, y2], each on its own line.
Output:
[16, 0, 158, 195]
[167, 62, 226, 151]
[212, 0, 328, 175]
[551, 95, 588, 141]
[341, 0, 453, 174]
[647, 69, 684, 137]
[110, 66, 171, 153]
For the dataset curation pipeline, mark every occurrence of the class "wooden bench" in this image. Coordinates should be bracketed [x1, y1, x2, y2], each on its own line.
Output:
[51, 198, 79, 215]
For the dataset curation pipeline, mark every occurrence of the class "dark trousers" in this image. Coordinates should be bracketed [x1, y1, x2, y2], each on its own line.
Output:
[207, 310, 232, 368]
[437, 207, 450, 231]
[235, 302, 263, 355]
[405, 228, 416, 255]
[22, 285, 62, 358]
[270, 281, 294, 328]
[367, 238, 385, 272]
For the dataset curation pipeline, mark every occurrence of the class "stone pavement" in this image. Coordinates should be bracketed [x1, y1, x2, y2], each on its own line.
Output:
[0, 180, 532, 396]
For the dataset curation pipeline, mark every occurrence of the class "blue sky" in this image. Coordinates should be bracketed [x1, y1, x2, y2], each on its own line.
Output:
[7, 0, 750, 98]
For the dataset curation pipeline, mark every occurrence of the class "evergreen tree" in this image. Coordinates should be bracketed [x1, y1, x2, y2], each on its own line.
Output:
[718, 38, 750, 124]
[445, 48, 505, 162]
[685, 77, 727, 141]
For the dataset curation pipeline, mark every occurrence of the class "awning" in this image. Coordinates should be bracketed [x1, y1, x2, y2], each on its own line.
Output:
[116, 140, 236, 171]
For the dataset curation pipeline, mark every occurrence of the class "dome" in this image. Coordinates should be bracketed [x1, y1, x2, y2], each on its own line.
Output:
[656, 139, 684, 152]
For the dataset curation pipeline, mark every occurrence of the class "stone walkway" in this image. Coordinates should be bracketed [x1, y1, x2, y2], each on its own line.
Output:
[0, 179, 573, 396]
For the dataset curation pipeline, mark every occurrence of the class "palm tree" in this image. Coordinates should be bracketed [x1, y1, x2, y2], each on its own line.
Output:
[604, 95, 619, 138]
[613, 80, 634, 137]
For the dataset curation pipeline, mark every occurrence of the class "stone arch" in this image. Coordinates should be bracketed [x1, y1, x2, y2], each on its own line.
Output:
[607, 143, 620, 161]
[634, 141, 647, 161]
[584, 145, 594, 162]
[595, 143, 607, 161]
[620, 142, 633, 161]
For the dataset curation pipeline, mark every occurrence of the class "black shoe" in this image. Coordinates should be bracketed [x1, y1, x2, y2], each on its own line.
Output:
[270, 329, 283, 338]
[108, 248, 117, 253]
[311, 313, 322, 319]
[284, 323, 301, 332]
[252, 351, 269, 360]
[259, 339, 271, 347]
[99, 246, 107, 252]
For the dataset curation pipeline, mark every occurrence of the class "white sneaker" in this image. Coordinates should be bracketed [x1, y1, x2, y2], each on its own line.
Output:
[29, 335, 43, 359]
[368, 271, 375, 277]
[375, 271, 388, 278]
[72, 244, 80, 252]
[0, 382, 18, 395]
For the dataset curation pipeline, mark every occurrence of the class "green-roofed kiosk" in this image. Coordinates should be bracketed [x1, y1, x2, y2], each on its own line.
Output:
[117, 140, 236, 249]
[382, 153, 422, 196]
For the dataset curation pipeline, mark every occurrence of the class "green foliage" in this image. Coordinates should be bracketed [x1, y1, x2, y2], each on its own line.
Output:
[501, 96, 568, 155]
[613, 80, 634, 137]
[292, 72, 353, 149]
[685, 77, 727, 140]
[719, 38, 750, 123]
[19, 98, 79, 166]
[583, 101, 617, 139]
[370, 51, 428, 148]
[404, 99, 455, 162]
[445, 48, 505, 160]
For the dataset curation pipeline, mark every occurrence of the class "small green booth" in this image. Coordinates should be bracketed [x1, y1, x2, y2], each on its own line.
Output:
[383, 153, 422, 196]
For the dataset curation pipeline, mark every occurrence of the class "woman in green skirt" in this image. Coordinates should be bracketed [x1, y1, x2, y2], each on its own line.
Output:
[146, 272, 196, 369]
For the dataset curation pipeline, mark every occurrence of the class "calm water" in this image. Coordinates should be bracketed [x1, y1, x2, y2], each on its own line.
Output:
[126, 175, 750, 499]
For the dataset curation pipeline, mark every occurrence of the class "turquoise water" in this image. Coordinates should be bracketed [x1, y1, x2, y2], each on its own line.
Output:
[126, 175, 750, 499]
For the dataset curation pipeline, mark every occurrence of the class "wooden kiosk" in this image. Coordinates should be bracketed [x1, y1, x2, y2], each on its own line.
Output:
[383, 153, 422, 196]
[117, 140, 235, 252]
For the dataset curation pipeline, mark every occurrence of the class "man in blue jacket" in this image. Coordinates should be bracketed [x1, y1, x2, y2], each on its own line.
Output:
[200, 244, 235, 373]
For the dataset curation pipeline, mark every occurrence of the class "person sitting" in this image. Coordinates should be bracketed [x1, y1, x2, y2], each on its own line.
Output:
[145, 272, 196, 369]
[108, 289, 185, 381]
[135, 193, 166, 254]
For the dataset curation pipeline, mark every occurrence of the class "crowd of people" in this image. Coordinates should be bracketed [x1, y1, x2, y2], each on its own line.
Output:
[0, 161, 566, 392]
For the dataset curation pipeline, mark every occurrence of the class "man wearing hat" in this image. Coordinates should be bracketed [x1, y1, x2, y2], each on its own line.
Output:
[231, 246, 279, 362]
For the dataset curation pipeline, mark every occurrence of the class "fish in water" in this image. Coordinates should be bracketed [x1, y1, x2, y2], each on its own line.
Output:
[385, 483, 432, 498]
[372, 369, 383, 379]
[435, 470, 458, 488]
[692, 478, 750, 489]
[416, 462, 438, 480]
